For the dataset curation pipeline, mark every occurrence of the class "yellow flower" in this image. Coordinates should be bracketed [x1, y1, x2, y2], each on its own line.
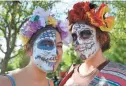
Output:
[100, 16, 115, 31]
[47, 16, 57, 27]
[20, 35, 30, 45]
[94, 4, 115, 31]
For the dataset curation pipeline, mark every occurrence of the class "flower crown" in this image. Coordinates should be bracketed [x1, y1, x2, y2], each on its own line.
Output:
[68, 2, 115, 31]
[20, 7, 72, 46]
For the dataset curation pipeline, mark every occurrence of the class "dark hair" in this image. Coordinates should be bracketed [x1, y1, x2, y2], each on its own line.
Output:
[25, 25, 60, 52]
[70, 22, 110, 52]
[95, 27, 110, 52]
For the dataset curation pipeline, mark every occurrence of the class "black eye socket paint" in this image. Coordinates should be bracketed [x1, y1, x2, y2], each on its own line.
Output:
[72, 33, 77, 41]
[56, 50, 58, 55]
[37, 39, 54, 50]
[80, 30, 92, 40]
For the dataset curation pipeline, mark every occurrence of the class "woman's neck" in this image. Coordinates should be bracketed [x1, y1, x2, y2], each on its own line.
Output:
[85, 49, 107, 68]
[11, 60, 50, 86]
[22, 61, 47, 82]
[79, 49, 107, 75]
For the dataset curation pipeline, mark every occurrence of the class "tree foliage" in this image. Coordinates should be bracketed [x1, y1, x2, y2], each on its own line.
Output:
[104, 1, 126, 64]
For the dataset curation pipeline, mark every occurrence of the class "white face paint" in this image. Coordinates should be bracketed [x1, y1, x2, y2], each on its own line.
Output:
[72, 23, 100, 60]
[33, 29, 57, 73]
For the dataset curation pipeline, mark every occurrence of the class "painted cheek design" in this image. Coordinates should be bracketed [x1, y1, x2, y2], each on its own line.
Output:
[33, 29, 58, 72]
[35, 55, 57, 67]
[72, 23, 100, 60]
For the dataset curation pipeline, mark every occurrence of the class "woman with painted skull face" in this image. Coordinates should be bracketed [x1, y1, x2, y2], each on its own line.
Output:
[60, 2, 126, 86]
[0, 7, 71, 86]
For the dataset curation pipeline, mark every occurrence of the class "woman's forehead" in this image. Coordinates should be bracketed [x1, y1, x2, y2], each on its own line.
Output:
[39, 30, 56, 39]
[34, 29, 62, 45]
[72, 23, 95, 33]
[34, 29, 56, 44]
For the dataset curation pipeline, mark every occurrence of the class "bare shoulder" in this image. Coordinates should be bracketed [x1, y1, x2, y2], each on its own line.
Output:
[0, 75, 11, 86]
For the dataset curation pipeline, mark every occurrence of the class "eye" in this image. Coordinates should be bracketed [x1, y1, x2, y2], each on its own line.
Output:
[37, 39, 54, 50]
[57, 45, 62, 49]
[80, 30, 92, 39]
[45, 41, 53, 47]
[72, 33, 77, 41]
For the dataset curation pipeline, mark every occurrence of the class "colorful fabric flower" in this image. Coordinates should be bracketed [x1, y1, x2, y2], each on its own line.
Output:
[20, 7, 71, 46]
[47, 16, 57, 27]
[68, 2, 115, 32]
[33, 7, 50, 19]
[57, 20, 68, 39]
[95, 4, 115, 31]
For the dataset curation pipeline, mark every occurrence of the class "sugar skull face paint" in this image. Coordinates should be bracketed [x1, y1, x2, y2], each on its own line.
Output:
[33, 29, 57, 73]
[72, 23, 100, 60]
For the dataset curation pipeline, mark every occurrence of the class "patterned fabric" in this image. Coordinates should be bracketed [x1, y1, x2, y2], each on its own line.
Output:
[89, 61, 126, 86]
[6, 74, 50, 86]
[59, 64, 99, 86]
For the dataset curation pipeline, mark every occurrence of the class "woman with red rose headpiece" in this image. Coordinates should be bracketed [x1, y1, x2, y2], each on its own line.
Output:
[59, 2, 126, 86]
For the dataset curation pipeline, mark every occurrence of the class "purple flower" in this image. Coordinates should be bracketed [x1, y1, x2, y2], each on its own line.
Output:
[29, 21, 41, 31]
[57, 20, 69, 40]
[24, 31, 34, 37]
[20, 7, 72, 46]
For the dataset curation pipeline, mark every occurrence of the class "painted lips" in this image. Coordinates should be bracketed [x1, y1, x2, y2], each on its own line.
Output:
[35, 55, 57, 67]
[35, 55, 57, 62]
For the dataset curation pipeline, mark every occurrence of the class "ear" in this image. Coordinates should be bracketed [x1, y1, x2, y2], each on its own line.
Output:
[28, 48, 33, 56]
[104, 34, 108, 42]
[102, 33, 108, 44]
[24, 45, 33, 56]
[97, 32, 108, 48]
[100, 33, 108, 48]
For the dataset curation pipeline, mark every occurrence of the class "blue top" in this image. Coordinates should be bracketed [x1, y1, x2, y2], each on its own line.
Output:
[6, 75, 16, 86]
[6, 75, 50, 86]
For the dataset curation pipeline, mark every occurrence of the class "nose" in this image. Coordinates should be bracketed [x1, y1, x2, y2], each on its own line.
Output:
[56, 49, 58, 55]
[75, 40, 79, 45]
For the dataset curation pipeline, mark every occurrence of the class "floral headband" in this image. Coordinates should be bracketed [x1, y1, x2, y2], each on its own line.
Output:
[20, 7, 72, 46]
[68, 2, 115, 31]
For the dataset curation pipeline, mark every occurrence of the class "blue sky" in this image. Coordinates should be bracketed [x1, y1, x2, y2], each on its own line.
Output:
[51, 0, 85, 20]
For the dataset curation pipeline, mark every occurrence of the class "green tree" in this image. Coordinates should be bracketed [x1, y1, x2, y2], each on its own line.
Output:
[61, 46, 82, 71]
[104, 1, 126, 64]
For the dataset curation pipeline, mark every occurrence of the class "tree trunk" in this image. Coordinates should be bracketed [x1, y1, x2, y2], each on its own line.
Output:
[0, 53, 10, 74]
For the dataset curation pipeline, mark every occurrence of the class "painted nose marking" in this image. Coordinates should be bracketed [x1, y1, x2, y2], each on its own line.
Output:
[56, 50, 58, 55]
[76, 40, 79, 45]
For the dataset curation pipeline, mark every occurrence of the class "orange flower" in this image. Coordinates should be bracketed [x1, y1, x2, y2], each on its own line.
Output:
[100, 16, 115, 31]
[95, 3, 115, 31]
[68, 2, 115, 32]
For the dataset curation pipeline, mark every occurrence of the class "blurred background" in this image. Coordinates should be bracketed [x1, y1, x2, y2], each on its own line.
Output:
[0, 0, 126, 83]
